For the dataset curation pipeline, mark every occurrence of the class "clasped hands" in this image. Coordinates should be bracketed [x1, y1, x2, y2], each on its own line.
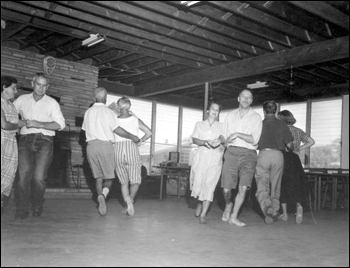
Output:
[19, 119, 40, 129]
[203, 139, 221, 149]
[226, 133, 238, 146]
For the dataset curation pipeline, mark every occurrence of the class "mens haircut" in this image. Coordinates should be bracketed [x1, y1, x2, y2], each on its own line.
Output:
[263, 100, 277, 114]
[1, 76, 17, 92]
[239, 89, 253, 98]
[117, 95, 131, 110]
[32, 72, 49, 84]
[93, 87, 107, 101]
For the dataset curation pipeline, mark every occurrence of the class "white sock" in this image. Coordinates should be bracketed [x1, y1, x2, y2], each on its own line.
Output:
[102, 188, 110, 198]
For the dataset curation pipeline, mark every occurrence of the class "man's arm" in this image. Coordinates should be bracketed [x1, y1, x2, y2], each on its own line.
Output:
[286, 141, 294, 152]
[113, 127, 140, 144]
[26, 120, 62, 131]
[226, 132, 254, 144]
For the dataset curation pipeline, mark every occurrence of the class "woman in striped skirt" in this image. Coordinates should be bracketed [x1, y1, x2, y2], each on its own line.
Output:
[113, 96, 152, 216]
[1, 76, 26, 213]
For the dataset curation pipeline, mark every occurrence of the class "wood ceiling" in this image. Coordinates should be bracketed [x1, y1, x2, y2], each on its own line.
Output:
[1, 1, 349, 109]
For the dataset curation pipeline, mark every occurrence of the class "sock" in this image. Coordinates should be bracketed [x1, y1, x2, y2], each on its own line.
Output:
[102, 188, 110, 198]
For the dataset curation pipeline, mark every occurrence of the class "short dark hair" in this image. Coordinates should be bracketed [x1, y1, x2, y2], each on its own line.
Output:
[278, 110, 297, 125]
[1, 76, 17, 92]
[263, 100, 277, 114]
[207, 101, 222, 113]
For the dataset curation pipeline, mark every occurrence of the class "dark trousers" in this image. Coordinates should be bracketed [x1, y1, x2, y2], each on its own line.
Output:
[16, 134, 53, 213]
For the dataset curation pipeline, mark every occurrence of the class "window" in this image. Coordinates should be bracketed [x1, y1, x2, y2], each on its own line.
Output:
[154, 104, 179, 166]
[310, 99, 342, 168]
[280, 102, 307, 130]
[181, 108, 202, 164]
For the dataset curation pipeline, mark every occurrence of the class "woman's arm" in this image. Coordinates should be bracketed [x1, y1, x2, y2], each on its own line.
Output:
[138, 119, 152, 145]
[193, 137, 211, 149]
[298, 137, 315, 152]
[1, 108, 26, 130]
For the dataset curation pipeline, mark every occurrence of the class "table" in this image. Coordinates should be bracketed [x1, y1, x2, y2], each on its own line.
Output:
[305, 172, 349, 210]
[153, 165, 191, 200]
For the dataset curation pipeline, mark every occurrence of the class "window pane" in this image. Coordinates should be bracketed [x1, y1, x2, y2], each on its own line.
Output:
[280, 102, 307, 130]
[310, 99, 342, 168]
[154, 104, 179, 166]
[181, 108, 202, 164]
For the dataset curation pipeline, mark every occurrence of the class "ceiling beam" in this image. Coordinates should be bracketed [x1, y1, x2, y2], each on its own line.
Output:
[1, 1, 207, 68]
[135, 36, 349, 97]
[288, 1, 349, 30]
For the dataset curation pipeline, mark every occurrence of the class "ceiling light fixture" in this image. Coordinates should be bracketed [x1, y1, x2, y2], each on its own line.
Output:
[82, 33, 106, 47]
[247, 81, 268, 89]
[180, 1, 201, 7]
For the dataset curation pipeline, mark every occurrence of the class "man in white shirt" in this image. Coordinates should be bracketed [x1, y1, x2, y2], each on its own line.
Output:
[13, 73, 66, 219]
[82, 88, 140, 216]
[221, 90, 262, 227]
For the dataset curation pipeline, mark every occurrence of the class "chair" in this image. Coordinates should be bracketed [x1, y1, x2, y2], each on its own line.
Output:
[139, 166, 163, 198]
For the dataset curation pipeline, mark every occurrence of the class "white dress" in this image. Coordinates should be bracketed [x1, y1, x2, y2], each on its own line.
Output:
[190, 120, 224, 202]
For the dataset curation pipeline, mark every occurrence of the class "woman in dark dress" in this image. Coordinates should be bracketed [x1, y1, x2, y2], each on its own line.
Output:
[278, 110, 315, 224]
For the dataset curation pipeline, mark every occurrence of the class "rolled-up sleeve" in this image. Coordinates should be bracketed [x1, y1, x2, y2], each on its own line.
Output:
[251, 114, 263, 145]
[52, 101, 66, 131]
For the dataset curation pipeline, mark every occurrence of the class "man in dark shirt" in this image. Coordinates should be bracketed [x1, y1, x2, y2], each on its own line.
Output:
[255, 100, 293, 224]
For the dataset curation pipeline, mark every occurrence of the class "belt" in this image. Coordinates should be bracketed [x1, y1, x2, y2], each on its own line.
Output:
[21, 133, 53, 139]
[260, 148, 279, 151]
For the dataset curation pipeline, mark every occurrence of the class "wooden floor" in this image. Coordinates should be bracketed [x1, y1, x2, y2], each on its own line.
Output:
[1, 195, 349, 267]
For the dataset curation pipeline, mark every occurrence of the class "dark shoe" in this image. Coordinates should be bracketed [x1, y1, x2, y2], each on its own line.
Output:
[272, 214, 279, 222]
[15, 211, 29, 220]
[33, 207, 43, 217]
[264, 206, 273, 224]
[264, 214, 273, 224]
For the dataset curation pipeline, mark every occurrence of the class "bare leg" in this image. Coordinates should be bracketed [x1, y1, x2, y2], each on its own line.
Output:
[200, 200, 211, 218]
[223, 189, 231, 205]
[279, 203, 288, 221]
[129, 183, 140, 201]
[121, 183, 135, 216]
[229, 186, 247, 227]
[121, 183, 130, 202]
[95, 177, 104, 196]
[222, 189, 233, 221]
[195, 200, 202, 217]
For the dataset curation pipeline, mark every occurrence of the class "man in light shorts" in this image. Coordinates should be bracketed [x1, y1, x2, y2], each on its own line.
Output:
[221, 90, 262, 227]
[82, 88, 140, 216]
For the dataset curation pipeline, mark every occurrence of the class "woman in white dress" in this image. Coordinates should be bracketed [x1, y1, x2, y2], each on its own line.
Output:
[190, 102, 225, 224]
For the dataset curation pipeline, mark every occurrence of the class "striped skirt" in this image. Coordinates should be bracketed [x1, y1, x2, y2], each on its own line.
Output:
[115, 140, 142, 185]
